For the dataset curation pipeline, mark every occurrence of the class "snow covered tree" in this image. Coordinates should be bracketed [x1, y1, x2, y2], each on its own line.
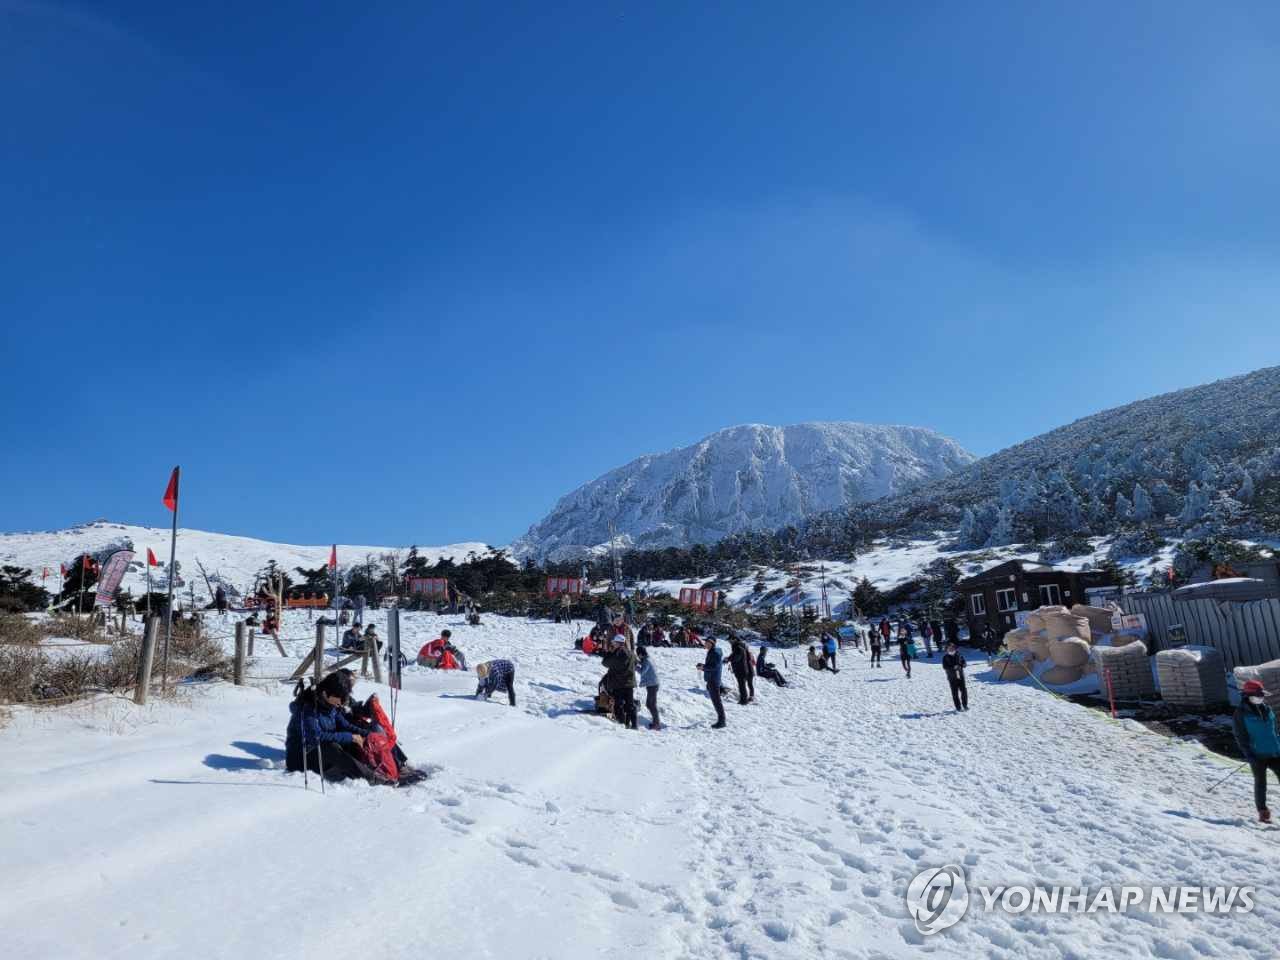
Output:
[1238, 472, 1256, 503]
[1114, 491, 1133, 521]
[958, 506, 986, 548]
[1179, 482, 1210, 527]
[1132, 482, 1154, 521]
[985, 505, 1017, 547]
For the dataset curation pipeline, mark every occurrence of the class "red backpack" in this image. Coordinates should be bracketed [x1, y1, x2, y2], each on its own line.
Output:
[357, 695, 399, 783]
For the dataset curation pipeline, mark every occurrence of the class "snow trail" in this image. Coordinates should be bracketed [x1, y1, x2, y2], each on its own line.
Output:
[4, 610, 1279, 958]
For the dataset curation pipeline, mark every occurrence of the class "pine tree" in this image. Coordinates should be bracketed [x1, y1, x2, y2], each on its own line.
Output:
[1133, 482, 1154, 521]
[1238, 472, 1256, 503]
[1114, 491, 1133, 521]
[985, 505, 1017, 547]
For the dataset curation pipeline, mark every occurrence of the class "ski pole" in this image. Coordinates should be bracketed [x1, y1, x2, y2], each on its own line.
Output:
[1206, 762, 1248, 795]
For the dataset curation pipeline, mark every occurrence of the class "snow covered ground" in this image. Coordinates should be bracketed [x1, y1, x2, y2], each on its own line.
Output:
[5, 609, 1279, 959]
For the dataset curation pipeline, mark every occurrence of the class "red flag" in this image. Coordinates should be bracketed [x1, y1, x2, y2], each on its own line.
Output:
[147, 548, 159, 567]
[328, 544, 338, 571]
[162, 466, 180, 512]
[41, 567, 49, 581]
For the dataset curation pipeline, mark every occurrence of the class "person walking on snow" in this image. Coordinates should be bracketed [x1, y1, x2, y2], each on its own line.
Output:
[353, 593, 365, 627]
[602, 634, 638, 729]
[822, 633, 840, 673]
[635, 644, 661, 730]
[879, 617, 891, 649]
[942, 642, 968, 711]
[869, 629, 883, 668]
[475, 659, 517, 706]
[697, 636, 727, 729]
[921, 620, 934, 659]
[1234, 679, 1280, 822]
[899, 632, 913, 678]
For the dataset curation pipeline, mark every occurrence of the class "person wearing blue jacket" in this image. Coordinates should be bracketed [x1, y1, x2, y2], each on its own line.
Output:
[1234, 679, 1280, 822]
[822, 633, 840, 673]
[635, 644, 661, 730]
[697, 636, 727, 729]
[285, 672, 370, 781]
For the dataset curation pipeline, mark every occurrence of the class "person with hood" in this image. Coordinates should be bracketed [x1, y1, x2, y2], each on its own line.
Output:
[899, 631, 913, 678]
[635, 644, 661, 730]
[1234, 679, 1280, 822]
[756, 646, 787, 687]
[475, 659, 517, 706]
[942, 642, 968, 711]
[285, 672, 369, 781]
[697, 635, 727, 728]
[601, 634, 638, 729]
[869, 627, 883, 668]
[728, 635, 754, 704]
[822, 633, 840, 673]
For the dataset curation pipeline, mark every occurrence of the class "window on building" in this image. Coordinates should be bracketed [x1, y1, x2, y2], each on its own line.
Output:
[970, 593, 986, 616]
[1039, 583, 1062, 606]
[996, 588, 1017, 612]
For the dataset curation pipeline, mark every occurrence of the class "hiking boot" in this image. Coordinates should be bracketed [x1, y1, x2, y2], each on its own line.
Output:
[1261, 808, 1272, 824]
[711, 721, 726, 729]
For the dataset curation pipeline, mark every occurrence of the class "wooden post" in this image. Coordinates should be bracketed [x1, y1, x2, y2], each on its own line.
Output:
[234, 621, 246, 686]
[313, 621, 325, 682]
[134, 615, 159, 705]
[366, 631, 383, 684]
[248, 628, 256, 657]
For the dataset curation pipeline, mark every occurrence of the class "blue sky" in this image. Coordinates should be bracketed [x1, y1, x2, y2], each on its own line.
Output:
[3, 1, 1278, 547]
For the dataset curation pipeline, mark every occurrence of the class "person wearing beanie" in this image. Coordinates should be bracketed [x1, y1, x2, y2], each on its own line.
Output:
[942, 642, 968, 711]
[475, 658, 517, 706]
[1233, 679, 1280, 822]
[697, 635, 727, 729]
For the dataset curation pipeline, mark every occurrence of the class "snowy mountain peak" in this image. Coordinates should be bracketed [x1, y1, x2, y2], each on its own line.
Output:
[513, 421, 974, 560]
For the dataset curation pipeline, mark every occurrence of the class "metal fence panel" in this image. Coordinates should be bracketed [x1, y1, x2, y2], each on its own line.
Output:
[1122, 592, 1280, 670]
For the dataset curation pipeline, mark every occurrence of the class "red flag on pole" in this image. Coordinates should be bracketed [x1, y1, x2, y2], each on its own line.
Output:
[328, 545, 338, 571]
[163, 467, 180, 512]
[42, 567, 49, 581]
[147, 548, 159, 567]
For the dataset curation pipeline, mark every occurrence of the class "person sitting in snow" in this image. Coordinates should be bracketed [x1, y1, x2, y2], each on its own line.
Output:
[286, 672, 370, 782]
[808, 644, 825, 671]
[757, 646, 787, 687]
[476, 659, 517, 706]
[1234, 680, 1280, 823]
[417, 629, 467, 669]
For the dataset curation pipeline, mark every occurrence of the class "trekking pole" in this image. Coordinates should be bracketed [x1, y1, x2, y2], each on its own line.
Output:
[1206, 762, 1248, 795]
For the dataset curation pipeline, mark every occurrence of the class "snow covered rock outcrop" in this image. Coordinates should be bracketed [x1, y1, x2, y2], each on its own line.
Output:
[513, 422, 974, 560]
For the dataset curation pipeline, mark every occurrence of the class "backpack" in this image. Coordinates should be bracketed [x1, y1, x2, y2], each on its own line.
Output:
[356, 695, 399, 783]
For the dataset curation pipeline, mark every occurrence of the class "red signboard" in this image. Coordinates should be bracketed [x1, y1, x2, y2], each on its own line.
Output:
[546, 577, 583, 597]
[679, 587, 719, 612]
[406, 576, 449, 596]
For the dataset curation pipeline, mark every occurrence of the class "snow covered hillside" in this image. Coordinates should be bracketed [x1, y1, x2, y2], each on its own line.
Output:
[514, 422, 974, 561]
[0, 520, 488, 601]
[4, 609, 1277, 959]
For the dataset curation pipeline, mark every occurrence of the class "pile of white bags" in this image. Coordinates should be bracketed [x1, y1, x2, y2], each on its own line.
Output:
[1155, 647, 1228, 711]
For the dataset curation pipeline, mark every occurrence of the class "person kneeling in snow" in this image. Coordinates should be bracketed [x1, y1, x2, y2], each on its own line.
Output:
[417, 629, 467, 670]
[1234, 679, 1280, 823]
[476, 659, 517, 706]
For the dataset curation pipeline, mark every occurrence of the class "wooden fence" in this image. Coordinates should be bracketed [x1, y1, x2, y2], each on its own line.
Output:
[1122, 591, 1280, 671]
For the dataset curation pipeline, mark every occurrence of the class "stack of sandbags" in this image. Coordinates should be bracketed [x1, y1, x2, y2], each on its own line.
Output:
[1041, 609, 1092, 644]
[1233, 659, 1280, 712]
[1027, 606, 1066, 634]
[1071, 604, 1115, 639]
[993, 651, 1034, 681]
[1092, 640, 1156, 700]
[1004, 627, 1049, 661]
[1041, 636, 1091, 685]
[1155, 647, 1228, 712]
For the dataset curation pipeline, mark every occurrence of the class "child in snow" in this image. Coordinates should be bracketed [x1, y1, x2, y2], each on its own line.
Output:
[697, 636, 727, 728]
[636, 644, 661, 730]
[1234, 679, 1280, 822]
[942, 642, 968, 711]
[476, 659, 517, 706]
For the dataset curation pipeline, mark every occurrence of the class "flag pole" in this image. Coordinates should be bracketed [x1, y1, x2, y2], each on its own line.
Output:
[161, 466, 180, 692]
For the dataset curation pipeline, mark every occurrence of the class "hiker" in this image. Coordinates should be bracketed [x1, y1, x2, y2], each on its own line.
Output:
[920, 621, 934, 658]
[897, 619, 912, 652]
[475, 659, 516, 706]
[636, 644, 661, 730]
[285, 672, 369, 782]
[942, 642, 968, 711]
[879, 617, 891, 649]
[869, 628, 883, 668]
[1234, 680, 1280, 822]
[609, 614, 636, 653]
[822, 633, 839, 673]
[340, 623, 364, 651]
[697, 635, 727, 728]
[729, 635, 754, 704]
[757, 646, 787, 687]
[899, 632, 913, 678]
[602, 635, 638, 729]
[214, 585, 227, 616]
[353, 593, 365, 627]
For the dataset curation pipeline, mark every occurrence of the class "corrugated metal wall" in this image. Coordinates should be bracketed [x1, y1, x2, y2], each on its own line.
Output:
[1123, 592, 1280, 670]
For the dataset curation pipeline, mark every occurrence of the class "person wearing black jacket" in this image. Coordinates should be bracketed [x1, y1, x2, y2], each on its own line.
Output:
[728, 636, 754, 704]
[601, 635, 638, 729]
[697, 636, 727, 728]
[942, 643, 968, 711]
